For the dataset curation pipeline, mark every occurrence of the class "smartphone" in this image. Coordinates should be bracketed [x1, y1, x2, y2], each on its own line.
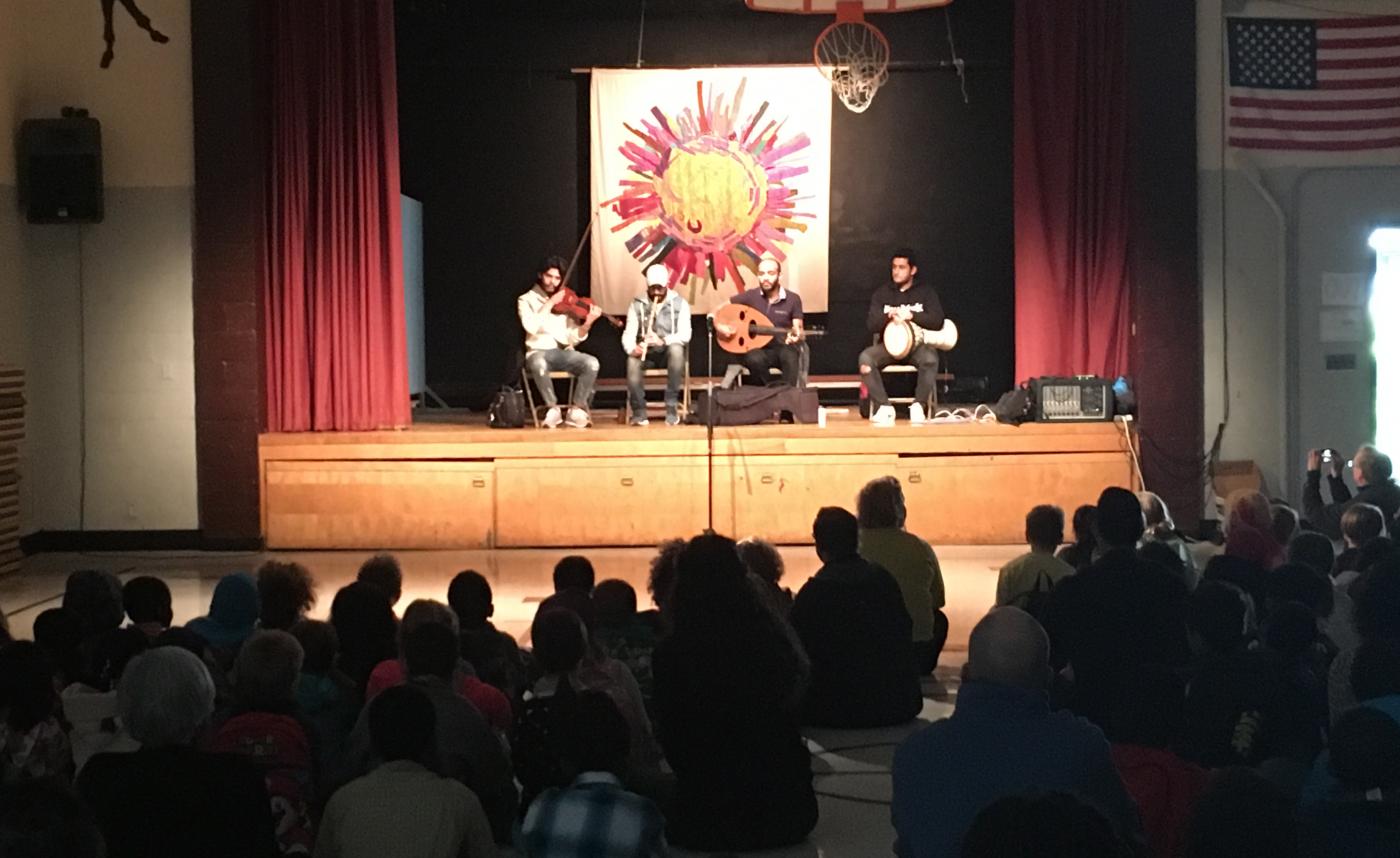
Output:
[1321, 449, 1333, 463]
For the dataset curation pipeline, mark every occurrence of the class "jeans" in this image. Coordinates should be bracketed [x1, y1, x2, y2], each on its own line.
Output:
[859, 342, 939, 408]
[626, 343, 685, 415]
[524, 348, 597, 408]
[741, 343, 801, 387]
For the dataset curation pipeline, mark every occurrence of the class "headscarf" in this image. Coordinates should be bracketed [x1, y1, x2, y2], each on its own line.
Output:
[187, 573, 260, 651]
[1225, 491, 1284, 571]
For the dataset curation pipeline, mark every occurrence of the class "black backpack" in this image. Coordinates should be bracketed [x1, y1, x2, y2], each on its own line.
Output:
[488, 387, 527, 429]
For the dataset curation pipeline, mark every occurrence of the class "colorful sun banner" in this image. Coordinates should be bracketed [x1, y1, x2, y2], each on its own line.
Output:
[590, 67, 832, 315]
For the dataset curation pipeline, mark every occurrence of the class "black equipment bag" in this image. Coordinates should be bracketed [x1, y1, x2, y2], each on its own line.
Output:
[688, 386, 819, 426]
[488, 387, 527, 429]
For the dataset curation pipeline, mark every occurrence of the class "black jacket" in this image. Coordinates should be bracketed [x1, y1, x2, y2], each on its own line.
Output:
[789, 555, 922, 728]
[865, 281, 945, 335]
[1302, 471, 1400, 540]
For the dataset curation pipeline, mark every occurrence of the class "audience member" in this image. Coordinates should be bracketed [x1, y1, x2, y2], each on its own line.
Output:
[62, 570, 125, 643]
[791, 506, 921, 727]
[996, 504, 1075, 615]
[343, 622, 516, 843]
[1056, 504, 1097, 571]
[1289, 530, 1336, 576]
[364, 599, 511, 732]
[290, 619, 358, 779]
[1224, 491, 1285, 571]
[961, 791, 1132, 858]
[59, 627, 147, 773]
[256, 560, 316, 631]
[892, 607, 1142, 858]
[653, 534, 816, 851]
[121, 576, 172, 638]
[1301, 701, 1400, 856]
[316, 685, 495, 858]
[1304, 445, 1400, 540]
[1140, 491, 1199, 588]
[356, 554, 404, 609]
[643, 538, 684, 630]
[553, 555, 596, 593]
[738, 536, 794, 615]
[62, 570, 126, 686]
[1181, 582, 1321, 768]
[187, 573, 260, 672]
[592, 578, 657, 705]
[1342, 502, 1388, 549]
[448, 569, 526, 701]
[1045, 487, 1190, 727]
[31, 607, 87, 688]
[1107, 665, 1208, 858]
[1329, 558, 1400, 722]
[1272, 500, 1301, 548]
[520, 690, 668, 858]
[211, 629, 315, 854]
[329, 582, 398, 694]
[76, 647, 277, 858]
[1185, 767, 1298, 858]
[518, 605, 663, 808]
[0, 642, 73, 784]
[857, 476, 948, 673]
[0, 780, 105, 858]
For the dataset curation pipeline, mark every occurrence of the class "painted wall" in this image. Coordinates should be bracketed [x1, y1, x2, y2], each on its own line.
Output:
[1199, 0, 1400, 509]
[7, 0, 196, 532]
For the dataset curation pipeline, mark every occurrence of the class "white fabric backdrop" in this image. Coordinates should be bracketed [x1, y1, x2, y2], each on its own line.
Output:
[590, 67, 831, 315]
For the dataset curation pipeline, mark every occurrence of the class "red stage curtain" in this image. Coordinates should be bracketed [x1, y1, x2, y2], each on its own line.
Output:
[1013, 0, 1131, 382]
[264, 0, 409, 431]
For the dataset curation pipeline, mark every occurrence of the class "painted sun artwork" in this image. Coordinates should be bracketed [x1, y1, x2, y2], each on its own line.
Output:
[605, 79, 814, 292]
[591, 67, 832, 314]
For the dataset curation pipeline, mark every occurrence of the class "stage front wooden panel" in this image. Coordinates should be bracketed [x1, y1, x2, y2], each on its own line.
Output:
[258, 419, 1140, 549]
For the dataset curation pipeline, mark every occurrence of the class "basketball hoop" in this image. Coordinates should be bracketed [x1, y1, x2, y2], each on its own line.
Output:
[747, 0, 953, 115]
[814, 3, 890, 114]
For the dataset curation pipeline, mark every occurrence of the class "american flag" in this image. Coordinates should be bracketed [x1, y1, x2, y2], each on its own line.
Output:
[1227, 15, 1400, 152]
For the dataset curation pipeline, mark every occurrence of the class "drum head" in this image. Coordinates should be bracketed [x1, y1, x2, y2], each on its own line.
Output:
[883, 320, 914, 359]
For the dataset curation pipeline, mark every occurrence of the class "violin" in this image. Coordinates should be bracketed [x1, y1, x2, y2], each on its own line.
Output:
[550, 211, 624, 328]
[550, 286, 624, 329]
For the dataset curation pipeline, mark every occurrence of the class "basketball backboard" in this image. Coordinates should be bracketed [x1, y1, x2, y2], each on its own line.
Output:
[745, 0, 951, 13]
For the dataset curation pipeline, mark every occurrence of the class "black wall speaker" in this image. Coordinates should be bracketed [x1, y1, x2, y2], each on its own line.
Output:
[19, 115, 104, 224]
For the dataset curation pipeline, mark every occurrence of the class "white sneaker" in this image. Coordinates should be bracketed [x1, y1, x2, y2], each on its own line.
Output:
[870, 405, 896, 427]
[565, 407, 591, 429]
[909, 402, 927, 425]
[542, 406, 563, 428]
[630, 415, 650, 426]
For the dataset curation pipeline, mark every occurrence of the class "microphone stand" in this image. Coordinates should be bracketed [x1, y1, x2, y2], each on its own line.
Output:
[705, 313, 716, 535]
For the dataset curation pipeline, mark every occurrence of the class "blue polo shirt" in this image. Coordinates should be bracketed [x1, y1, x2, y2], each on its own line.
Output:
[731, 286, 803, 330]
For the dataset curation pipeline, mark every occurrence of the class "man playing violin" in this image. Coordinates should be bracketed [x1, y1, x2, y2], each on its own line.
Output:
[860, 249, 945, 427]
[623, 263, 692, 426]
[518, 255, 602, 429]
[719, 255, 804, 387]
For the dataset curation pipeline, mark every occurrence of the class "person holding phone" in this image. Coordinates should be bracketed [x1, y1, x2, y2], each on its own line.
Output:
[1302, 444, 1400, 540]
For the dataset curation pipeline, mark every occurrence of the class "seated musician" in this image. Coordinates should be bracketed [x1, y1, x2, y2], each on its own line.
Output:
[517, 255, 602, 429]
[718, 254, 804, 387]
[859, 248, 949, 427]
[623, 264, 692, 426]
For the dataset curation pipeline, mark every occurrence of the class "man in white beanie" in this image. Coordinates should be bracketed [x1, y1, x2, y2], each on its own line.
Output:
[622, 263, 692, 425]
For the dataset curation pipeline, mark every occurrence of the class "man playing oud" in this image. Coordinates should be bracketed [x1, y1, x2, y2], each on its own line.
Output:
[860, 249, 946, 427]
[718, 254, 804, 387]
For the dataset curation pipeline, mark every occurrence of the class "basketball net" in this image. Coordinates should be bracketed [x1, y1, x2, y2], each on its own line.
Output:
[814, 1, 890, 114]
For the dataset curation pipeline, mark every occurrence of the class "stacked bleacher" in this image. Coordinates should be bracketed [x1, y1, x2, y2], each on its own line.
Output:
[0, 365, 22, 574]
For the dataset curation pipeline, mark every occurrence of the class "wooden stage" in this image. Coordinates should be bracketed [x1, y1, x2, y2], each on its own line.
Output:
[258, 413, 1140, 549]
